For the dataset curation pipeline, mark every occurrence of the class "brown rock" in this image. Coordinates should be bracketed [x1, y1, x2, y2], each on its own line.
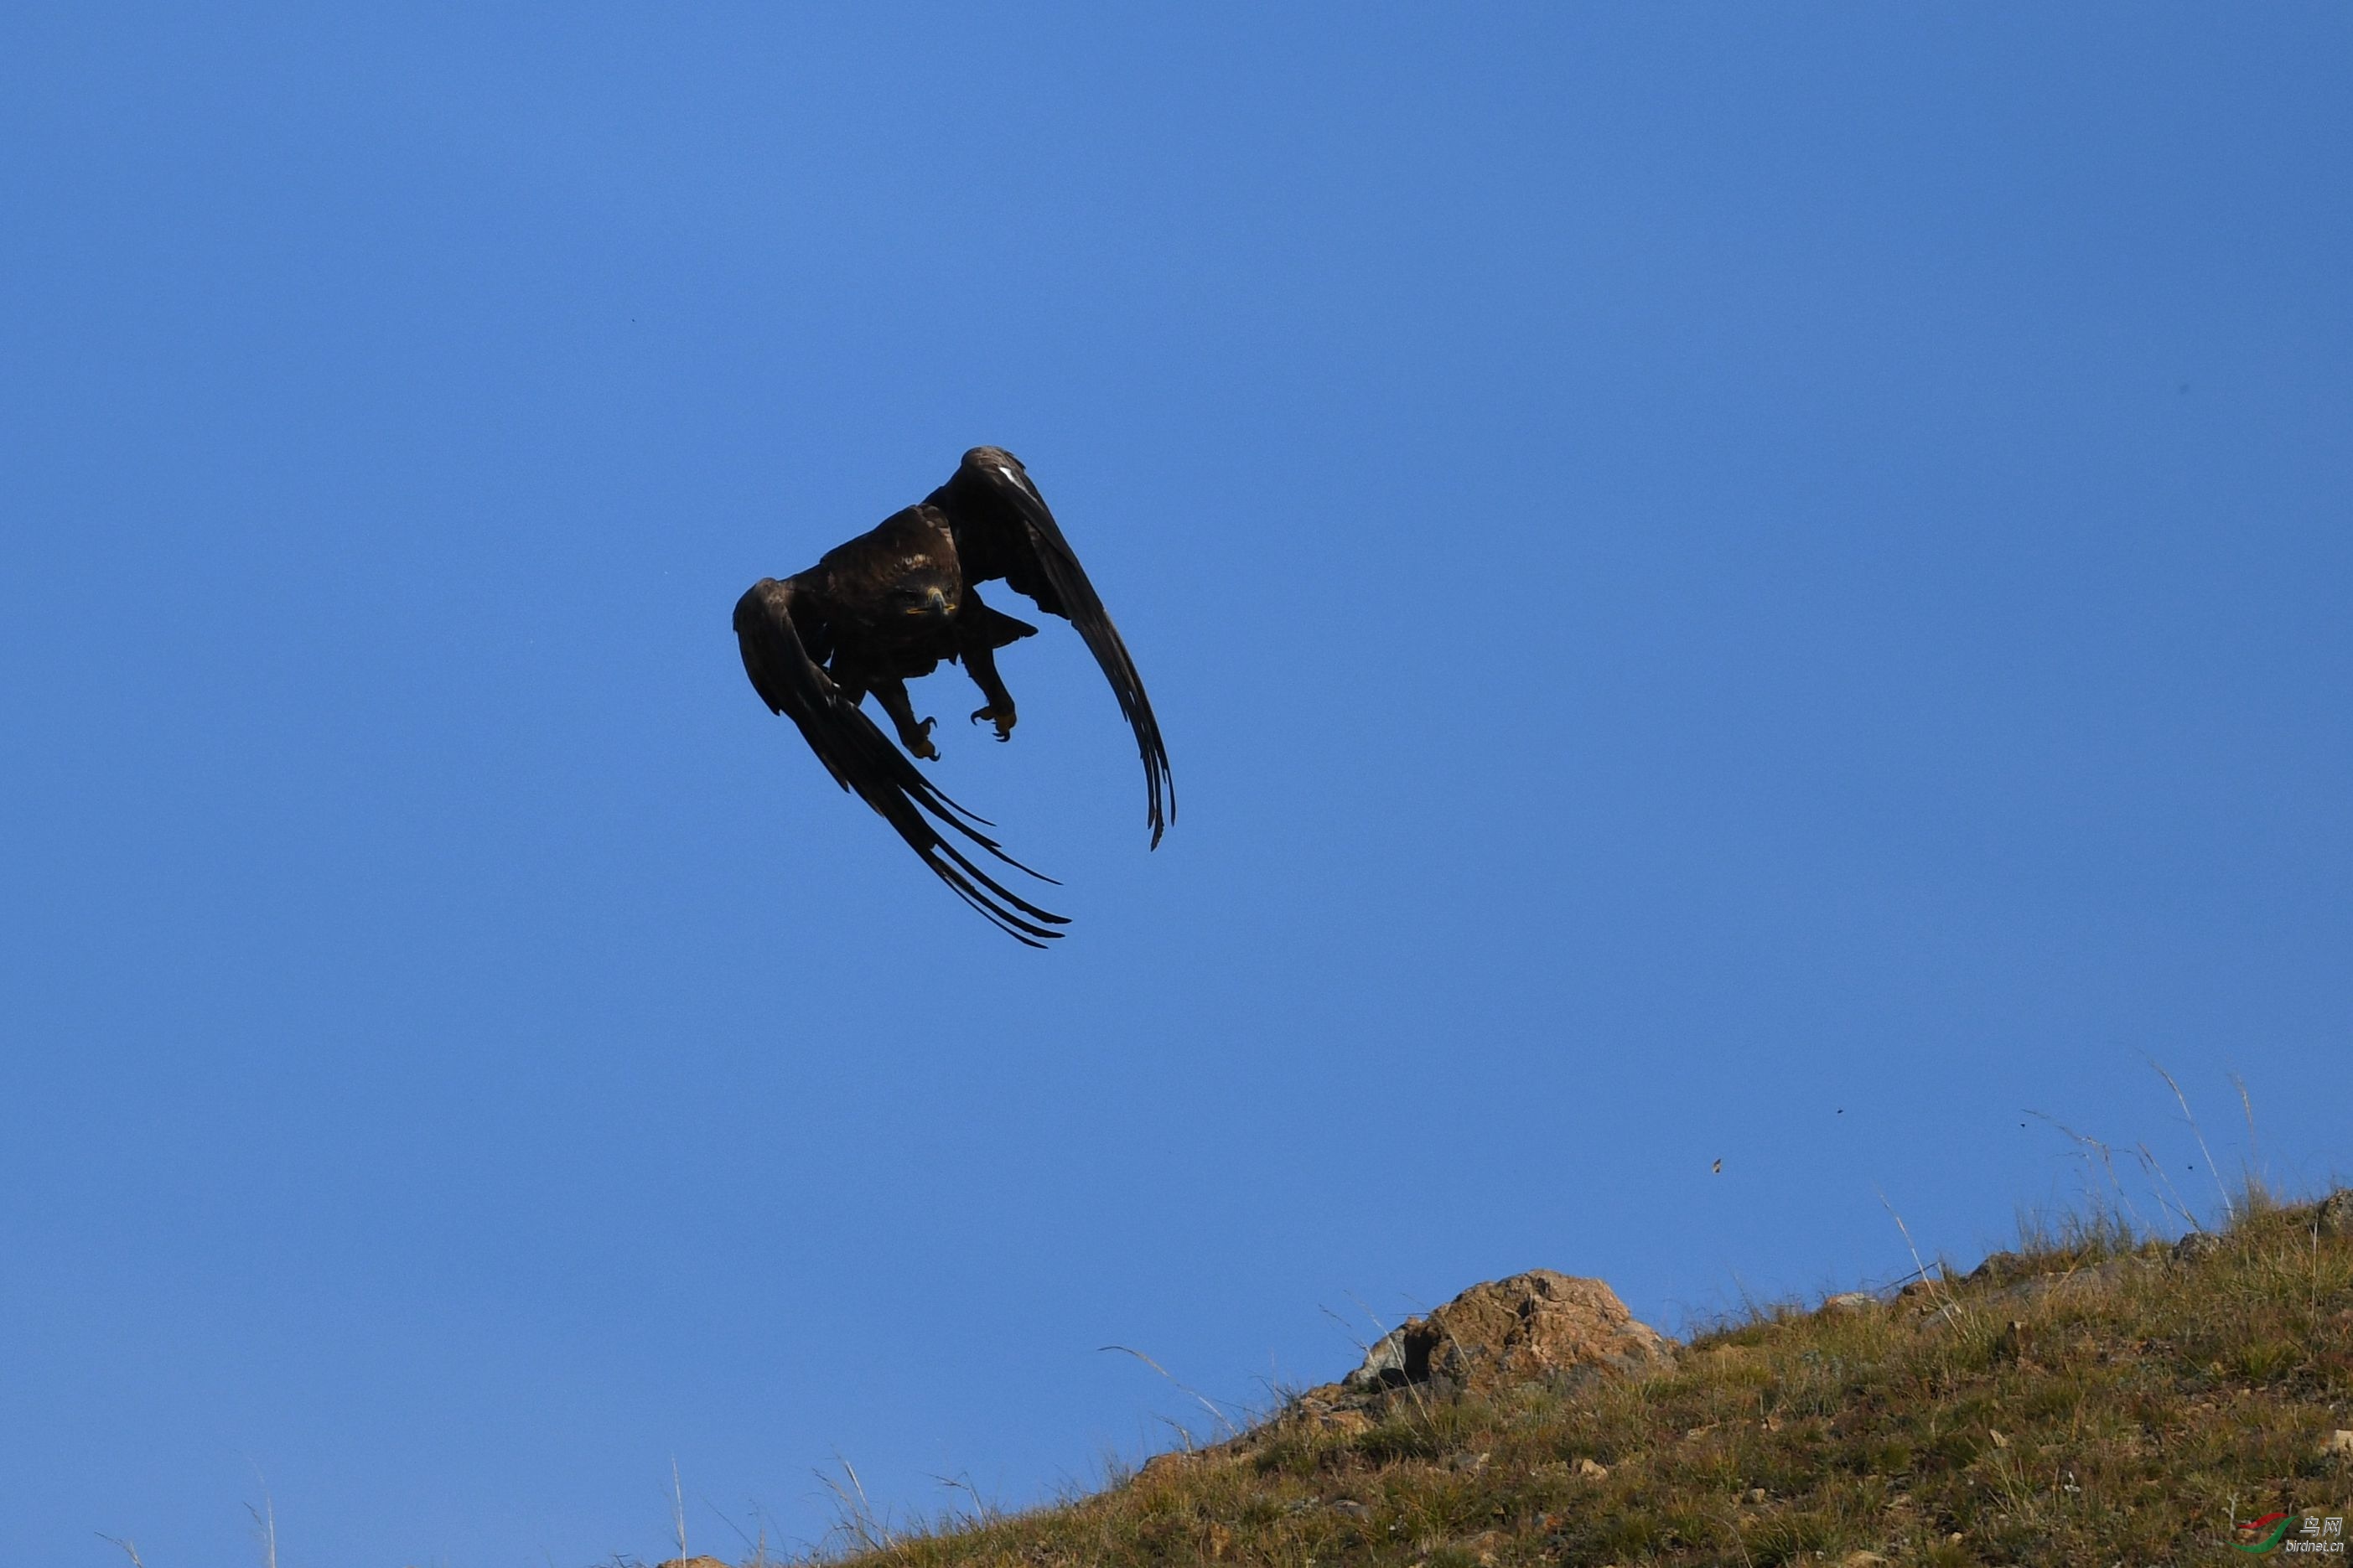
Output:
[1966, 1250, 2023, 1283]
[1339, 1270, 1673, 1398]
[2174, 1229, 2227, 1264]
[1136, 1451, 1199, 1483]
[1270, 1386, 1374, 1436]
[656, 1559, 729, 1568]
[1459, 1528, 1507, 1564]
[2317, 1190, 2353, 1239]
[1185, 1269, 1670, 1475]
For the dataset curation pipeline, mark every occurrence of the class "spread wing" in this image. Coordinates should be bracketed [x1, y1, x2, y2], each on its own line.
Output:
[733, 577, 1069, 946]
[951, 453, 1174, 847]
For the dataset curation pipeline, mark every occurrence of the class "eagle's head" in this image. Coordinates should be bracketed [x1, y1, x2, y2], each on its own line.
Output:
[888, 567, 961, 621]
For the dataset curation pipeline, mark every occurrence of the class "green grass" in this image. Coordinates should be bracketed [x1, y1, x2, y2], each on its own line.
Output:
[762, 1189, 2352, 1567]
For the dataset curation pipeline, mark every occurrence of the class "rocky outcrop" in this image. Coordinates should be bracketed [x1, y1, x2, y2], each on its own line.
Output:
[2169, 1189, 2353, 1262]
[1128, 1270, 1675, 1477]
[1337, 1270, 1674, 1399]
[2173, 1230, 2226, 1263]
[1273, 1270, 1671, 1440]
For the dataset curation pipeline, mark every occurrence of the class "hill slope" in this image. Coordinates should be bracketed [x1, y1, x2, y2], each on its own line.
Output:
[759, 1192, 2353, 1566]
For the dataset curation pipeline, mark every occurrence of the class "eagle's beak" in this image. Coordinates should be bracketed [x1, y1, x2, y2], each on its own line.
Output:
[905, 587, 955, 618]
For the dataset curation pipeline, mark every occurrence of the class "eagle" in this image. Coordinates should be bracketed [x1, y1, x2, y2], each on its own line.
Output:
[733, 447, 1173, 945]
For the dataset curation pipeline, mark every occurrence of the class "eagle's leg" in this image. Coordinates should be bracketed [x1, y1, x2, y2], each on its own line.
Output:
[962, 644, 1018, 743]
[869, 677, 940, 761]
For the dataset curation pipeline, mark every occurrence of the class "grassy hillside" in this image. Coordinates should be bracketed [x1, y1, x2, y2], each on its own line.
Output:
[736, 1189, 2353, 1567]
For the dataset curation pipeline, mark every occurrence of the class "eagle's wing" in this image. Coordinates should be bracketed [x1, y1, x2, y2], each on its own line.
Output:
[954, 456, 1174, 847]
[733, 577, 1068, 946]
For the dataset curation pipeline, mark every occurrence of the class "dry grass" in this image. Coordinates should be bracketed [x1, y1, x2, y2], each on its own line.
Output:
[762, 1188, 2352, 1567]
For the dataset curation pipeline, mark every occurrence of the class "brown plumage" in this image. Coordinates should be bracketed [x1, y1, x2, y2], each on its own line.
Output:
[733, 447, 1173, 944]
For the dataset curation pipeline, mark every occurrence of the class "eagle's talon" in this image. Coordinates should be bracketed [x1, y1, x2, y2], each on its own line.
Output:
[969, 704, 1016, 742]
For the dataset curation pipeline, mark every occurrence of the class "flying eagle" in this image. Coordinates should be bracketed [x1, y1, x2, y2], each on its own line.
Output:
[733, 448, 1173, 944]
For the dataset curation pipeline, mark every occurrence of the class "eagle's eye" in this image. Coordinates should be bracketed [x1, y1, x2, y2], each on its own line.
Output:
[893, 582, 954, 616]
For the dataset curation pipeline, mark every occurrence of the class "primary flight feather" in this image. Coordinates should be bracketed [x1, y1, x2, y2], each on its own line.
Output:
[733, 447, 1174, 944]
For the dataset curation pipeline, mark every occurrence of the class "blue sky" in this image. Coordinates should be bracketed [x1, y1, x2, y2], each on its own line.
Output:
[3, 6, 2348, 1564]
